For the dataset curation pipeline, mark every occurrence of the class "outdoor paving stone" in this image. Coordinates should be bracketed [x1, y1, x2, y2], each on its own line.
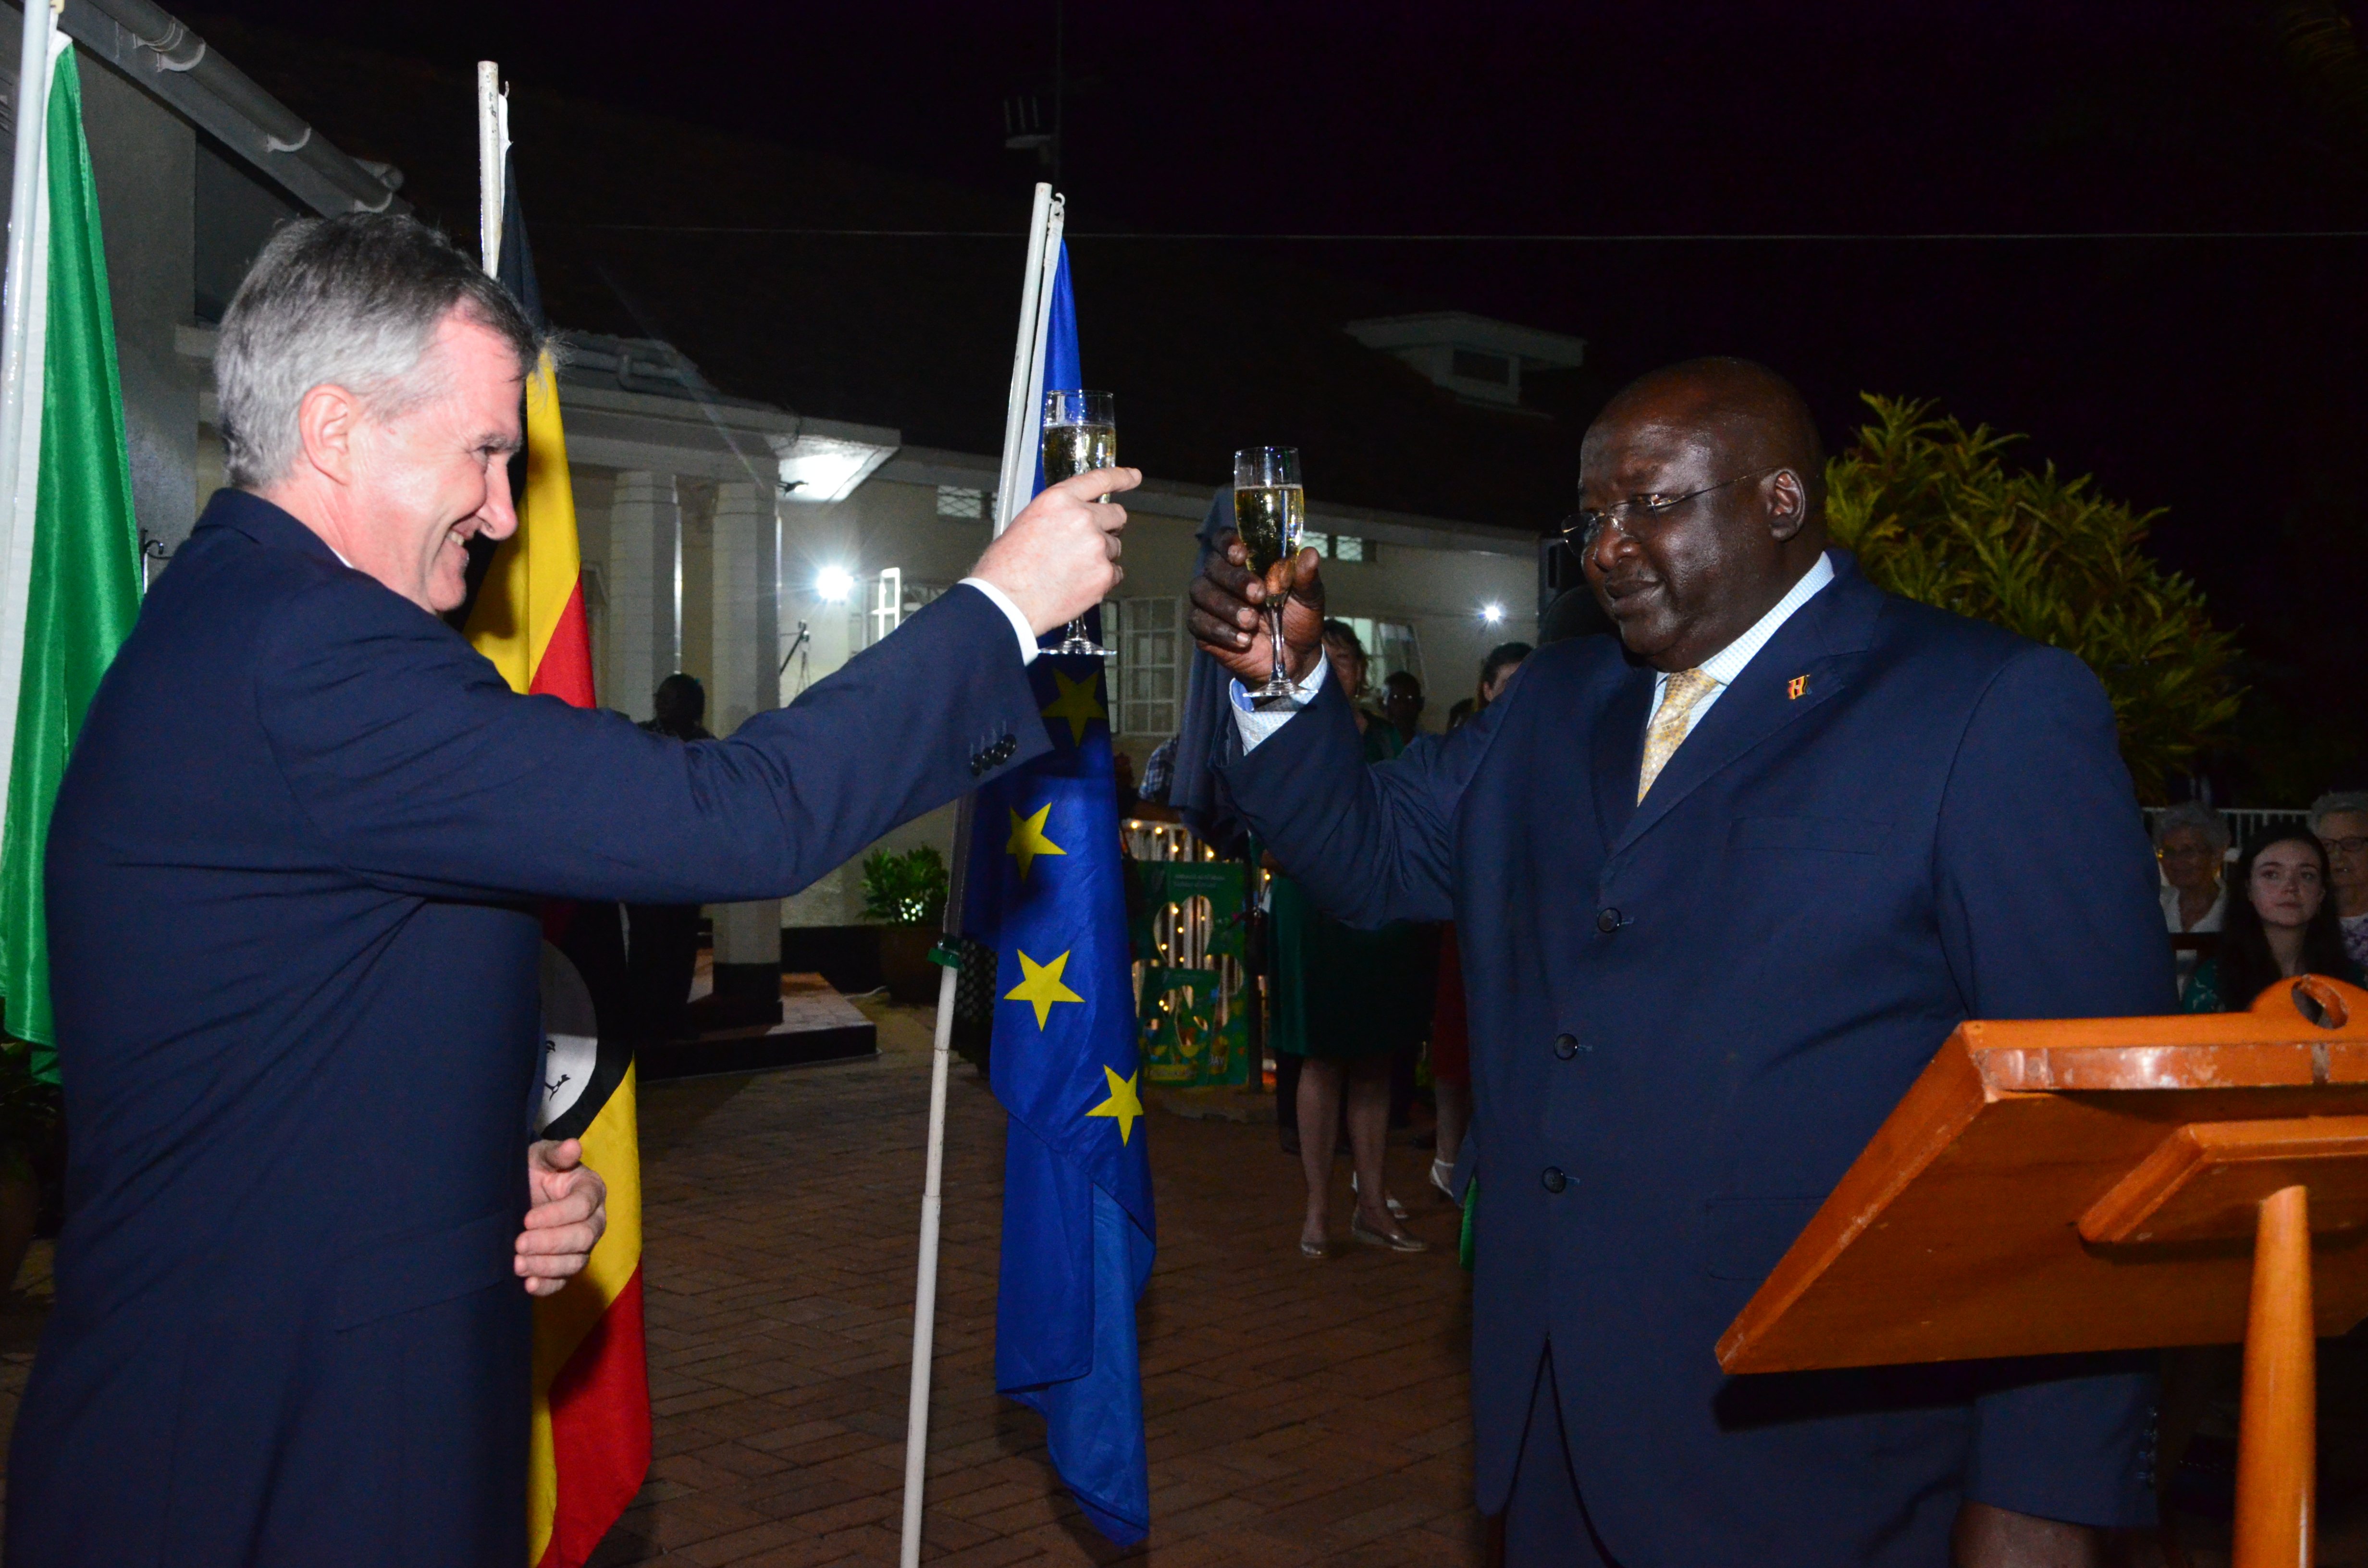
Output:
[0, 1001, 1490, 1565]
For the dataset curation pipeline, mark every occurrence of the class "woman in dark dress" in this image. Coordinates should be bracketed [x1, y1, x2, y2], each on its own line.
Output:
[1269, 621, 1429, 1255]
[2181, 831, 2362, 1013]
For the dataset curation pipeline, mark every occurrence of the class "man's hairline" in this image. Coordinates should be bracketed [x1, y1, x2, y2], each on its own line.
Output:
[250, 308, 528, 490]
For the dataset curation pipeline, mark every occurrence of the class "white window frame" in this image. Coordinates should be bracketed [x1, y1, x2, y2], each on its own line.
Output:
[865, 567, 903, 648]
[1109, 595, 1184, 740]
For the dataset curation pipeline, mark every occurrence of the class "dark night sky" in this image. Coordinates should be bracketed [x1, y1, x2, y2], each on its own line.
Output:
[191, 1, 2368, 795]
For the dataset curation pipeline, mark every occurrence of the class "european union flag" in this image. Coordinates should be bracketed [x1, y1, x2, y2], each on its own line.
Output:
[964, 241, 1155, 1547]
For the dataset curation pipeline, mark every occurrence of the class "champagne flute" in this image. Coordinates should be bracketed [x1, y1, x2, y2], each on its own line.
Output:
[1233, 446, 1306, 706]
[1041, 389, 1117, 658]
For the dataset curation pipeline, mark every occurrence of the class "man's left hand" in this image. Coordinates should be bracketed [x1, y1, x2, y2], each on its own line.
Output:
[517, 1138, 608, 1297]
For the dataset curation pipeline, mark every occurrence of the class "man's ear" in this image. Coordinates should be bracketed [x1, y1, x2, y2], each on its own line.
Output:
[1764, 469, 1808, 543]
[294, 383, 363, 488]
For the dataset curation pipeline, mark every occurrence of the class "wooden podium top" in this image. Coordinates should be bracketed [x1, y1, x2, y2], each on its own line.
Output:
[1717, 976, 2368, 1375]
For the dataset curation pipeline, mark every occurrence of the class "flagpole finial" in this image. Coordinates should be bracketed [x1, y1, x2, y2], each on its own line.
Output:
[475, 62, 503, 277]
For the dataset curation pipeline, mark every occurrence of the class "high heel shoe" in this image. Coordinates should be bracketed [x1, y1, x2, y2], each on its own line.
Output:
[1430, 1158, 1456, 1200]
[1350, 1214, 1429, 1253]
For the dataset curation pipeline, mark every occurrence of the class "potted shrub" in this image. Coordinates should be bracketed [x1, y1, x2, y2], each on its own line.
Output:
[863, 846, 949, 1004]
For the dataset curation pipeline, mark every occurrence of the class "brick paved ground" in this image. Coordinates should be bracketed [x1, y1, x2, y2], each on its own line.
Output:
[0, 998, 2360, 1564]
[587, 1000, 1480, 1567]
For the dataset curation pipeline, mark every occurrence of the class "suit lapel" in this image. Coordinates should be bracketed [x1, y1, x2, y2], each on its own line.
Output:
[1610, 559, 1885, 858]
[1589, 663, 1653, 849]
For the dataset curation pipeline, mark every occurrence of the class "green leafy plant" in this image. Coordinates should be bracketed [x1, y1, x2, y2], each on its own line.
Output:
[860, 846, 948, 927]
[1825, 395, 2242, 803]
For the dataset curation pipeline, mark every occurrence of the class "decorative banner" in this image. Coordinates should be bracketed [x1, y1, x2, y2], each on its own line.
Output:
[1129, 860, 1250, 1088]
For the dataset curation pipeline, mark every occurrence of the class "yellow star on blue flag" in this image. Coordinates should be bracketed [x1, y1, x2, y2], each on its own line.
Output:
[1040, 666, 1106, 746]
[1085, 1065, 1144, 1145]
[1005, 947, 1084, 1029]
[956, 245, 1155, 1550]
[1007, 803, 1066, 882]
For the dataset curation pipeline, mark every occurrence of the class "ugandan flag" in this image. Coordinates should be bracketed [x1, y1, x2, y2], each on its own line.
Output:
[465, 133, 651, 1568]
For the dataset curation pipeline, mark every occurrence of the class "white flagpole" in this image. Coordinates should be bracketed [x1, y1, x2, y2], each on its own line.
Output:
[991, 184, 1059, 533]
[0, 0, 62, 825]
[898, 181, 1061, 1568]
[475, 61, 505, 276]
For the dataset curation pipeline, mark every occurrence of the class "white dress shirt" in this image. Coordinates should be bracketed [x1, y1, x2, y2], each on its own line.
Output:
[1639, 551, 1835, 744]
[1232, 550, 1837, 754]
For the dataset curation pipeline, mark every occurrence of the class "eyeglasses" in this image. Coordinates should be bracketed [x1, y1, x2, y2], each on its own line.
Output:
[2321, 835, 2368, 857]
[1560, 466, 1781, 551]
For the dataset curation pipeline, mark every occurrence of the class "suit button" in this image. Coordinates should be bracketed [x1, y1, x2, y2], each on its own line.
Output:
[1541, 1167, 1568, 1194]
[1553, 1033, 1579, 1060]
[1595, 907, 1621, 934]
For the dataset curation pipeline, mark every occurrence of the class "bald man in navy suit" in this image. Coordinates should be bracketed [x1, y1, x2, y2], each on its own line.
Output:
[1191, 358, 2169, 1567]
[10, 214, 1137, 1568]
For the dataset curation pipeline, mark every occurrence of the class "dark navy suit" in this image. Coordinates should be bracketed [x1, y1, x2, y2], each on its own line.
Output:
[1219, 553, 2171, 1565]
[10, 490, 1047, 1567]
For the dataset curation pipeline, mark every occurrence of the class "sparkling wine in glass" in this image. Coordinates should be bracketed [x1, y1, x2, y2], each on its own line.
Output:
[1041, 389, 1117, 658]
[1232, 446, 1306, 706]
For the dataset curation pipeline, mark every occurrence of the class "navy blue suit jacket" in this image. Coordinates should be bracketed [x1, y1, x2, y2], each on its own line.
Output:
[9, 490, 1048, 1568]
[1219, 553, 2173, 1565]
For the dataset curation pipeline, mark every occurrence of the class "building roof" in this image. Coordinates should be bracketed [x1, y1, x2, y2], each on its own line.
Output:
[67, 0, 404, 217]
[186, 15, 1600, 534]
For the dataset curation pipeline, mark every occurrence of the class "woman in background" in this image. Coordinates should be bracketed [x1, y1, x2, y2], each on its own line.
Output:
[2153, 801, 2229, 1001]
[2181, 832, 2360, 1013]
[1268, 621, 1429, 1255]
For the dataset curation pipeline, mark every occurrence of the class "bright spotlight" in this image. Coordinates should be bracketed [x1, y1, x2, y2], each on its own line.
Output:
[816, 566, 856, 603]
[1481, 602, 1505, 625]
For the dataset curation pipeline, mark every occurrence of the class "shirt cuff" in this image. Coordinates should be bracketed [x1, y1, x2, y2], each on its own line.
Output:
[959, 577, 1040, 666]
[1230, 653, 1328, 753]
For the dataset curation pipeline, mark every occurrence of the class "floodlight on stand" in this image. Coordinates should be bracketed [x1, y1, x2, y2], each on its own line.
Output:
[1482, 601, 1505, 625]
[816, 566, 856, 603]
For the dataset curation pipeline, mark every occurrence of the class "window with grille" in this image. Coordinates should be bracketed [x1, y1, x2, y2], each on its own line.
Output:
[866, 568, 903, 647]
[1108, 596, 1183, 739]
[936, 486, 987, 518]
[857, 571, 947, 649]
[1296, 530, 1369, 563]
[1343, 616, 1423, 690]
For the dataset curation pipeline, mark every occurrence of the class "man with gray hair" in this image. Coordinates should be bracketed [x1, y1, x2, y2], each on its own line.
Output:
[11, 213, 1134, 1566]
[2311, 790, 2368, 973]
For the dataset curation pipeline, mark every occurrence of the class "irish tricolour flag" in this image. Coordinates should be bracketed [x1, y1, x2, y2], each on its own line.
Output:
[0, 10, 143, 1084]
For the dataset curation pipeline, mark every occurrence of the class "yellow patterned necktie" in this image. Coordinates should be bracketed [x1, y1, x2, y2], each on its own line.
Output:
[1637, 668, 1720, 802]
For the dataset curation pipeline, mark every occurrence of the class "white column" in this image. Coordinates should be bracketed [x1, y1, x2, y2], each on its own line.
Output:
[707, 479, 779, 736]
[710, 898, 781, 974]
[707, 479, 782, 969]
[604, 470, 678, 723]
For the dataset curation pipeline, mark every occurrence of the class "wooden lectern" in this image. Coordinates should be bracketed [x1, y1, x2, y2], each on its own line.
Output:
[1719, 975, 2368, 1567]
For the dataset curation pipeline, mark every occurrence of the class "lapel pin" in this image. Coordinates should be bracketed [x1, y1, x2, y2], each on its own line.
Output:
[1787, 674, 1809, 700]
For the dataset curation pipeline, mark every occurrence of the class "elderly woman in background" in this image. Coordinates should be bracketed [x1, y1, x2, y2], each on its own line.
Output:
[2155, 803, 2228, 1000]
[2181, 832, 2361, 1013]
[2155, 802, 2229, 935]
[2311, 790, 2368, 974]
